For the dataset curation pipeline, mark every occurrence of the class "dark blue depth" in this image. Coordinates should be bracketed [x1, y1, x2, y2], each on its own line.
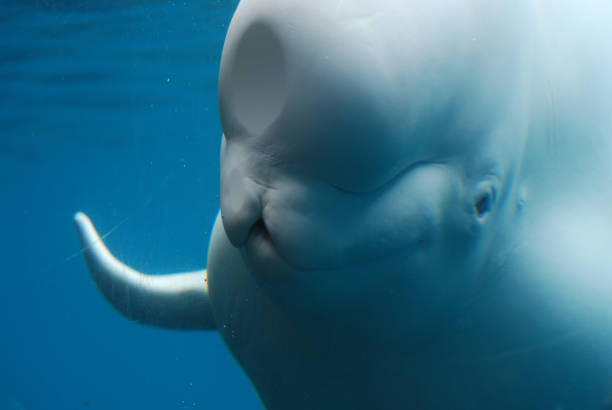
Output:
[0, 0, 263, 408]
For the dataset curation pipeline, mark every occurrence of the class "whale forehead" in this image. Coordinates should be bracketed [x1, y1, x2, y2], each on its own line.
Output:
[219, 0, 532, 192]
[219, 0, 397, 191]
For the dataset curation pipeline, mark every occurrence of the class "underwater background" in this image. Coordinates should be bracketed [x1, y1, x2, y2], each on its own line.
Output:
[1, 0, 264, 408]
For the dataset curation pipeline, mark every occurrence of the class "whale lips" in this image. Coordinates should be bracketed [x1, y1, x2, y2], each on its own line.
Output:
[243, 218, 298, 283]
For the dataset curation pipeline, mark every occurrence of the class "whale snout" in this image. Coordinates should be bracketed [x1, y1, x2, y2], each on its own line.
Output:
[221, 157, 469, 276]
[220, 165, 264, 248]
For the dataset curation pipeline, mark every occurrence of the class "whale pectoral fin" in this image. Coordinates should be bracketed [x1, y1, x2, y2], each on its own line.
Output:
[73, 212, 216, 330]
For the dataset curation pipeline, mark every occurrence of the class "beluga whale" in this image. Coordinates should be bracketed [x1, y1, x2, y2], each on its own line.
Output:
[74, 0, 612, 409]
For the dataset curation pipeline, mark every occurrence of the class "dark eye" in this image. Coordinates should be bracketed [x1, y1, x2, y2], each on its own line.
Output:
[474, 192, 492, 217]
[473, 182, 497, 220]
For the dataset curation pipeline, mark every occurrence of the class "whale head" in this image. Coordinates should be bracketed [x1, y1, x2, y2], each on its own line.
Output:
[217, 0, 534, 345]
[72, 1, 612, 407]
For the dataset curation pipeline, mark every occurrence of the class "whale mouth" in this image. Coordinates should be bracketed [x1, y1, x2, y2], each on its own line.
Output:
[243, 219, 301, 281]
[242, 218, 365, 280]
[242, 216, 413, 282]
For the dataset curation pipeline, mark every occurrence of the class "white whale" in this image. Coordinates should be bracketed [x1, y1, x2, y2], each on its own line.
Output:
[74, 0, 612, 409]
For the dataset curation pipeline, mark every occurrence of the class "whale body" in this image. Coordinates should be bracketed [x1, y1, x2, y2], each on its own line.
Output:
[74, 1, 612, 409]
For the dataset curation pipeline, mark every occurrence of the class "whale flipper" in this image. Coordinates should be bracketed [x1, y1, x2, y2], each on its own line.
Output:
[73, 212, 215, 330]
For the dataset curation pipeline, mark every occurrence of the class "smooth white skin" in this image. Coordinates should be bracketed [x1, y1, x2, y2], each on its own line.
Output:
[218, 0, 531, 346]
[214, 0, 612, 409]
[215, 1, 516, 406]
[74, 0, 612, 409]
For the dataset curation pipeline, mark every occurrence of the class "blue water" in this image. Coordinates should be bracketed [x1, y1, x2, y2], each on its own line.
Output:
[0, 1, 264, 408]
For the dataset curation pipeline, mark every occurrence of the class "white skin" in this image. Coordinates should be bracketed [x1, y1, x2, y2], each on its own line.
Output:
[214, 1, 612, 408]
[75, 0, 612, 409]
[217, 0, 529, 350]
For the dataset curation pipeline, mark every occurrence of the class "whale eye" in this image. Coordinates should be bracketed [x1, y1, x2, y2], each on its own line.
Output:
[475, 193, 492, 217]
[473, 183, 497, 220]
